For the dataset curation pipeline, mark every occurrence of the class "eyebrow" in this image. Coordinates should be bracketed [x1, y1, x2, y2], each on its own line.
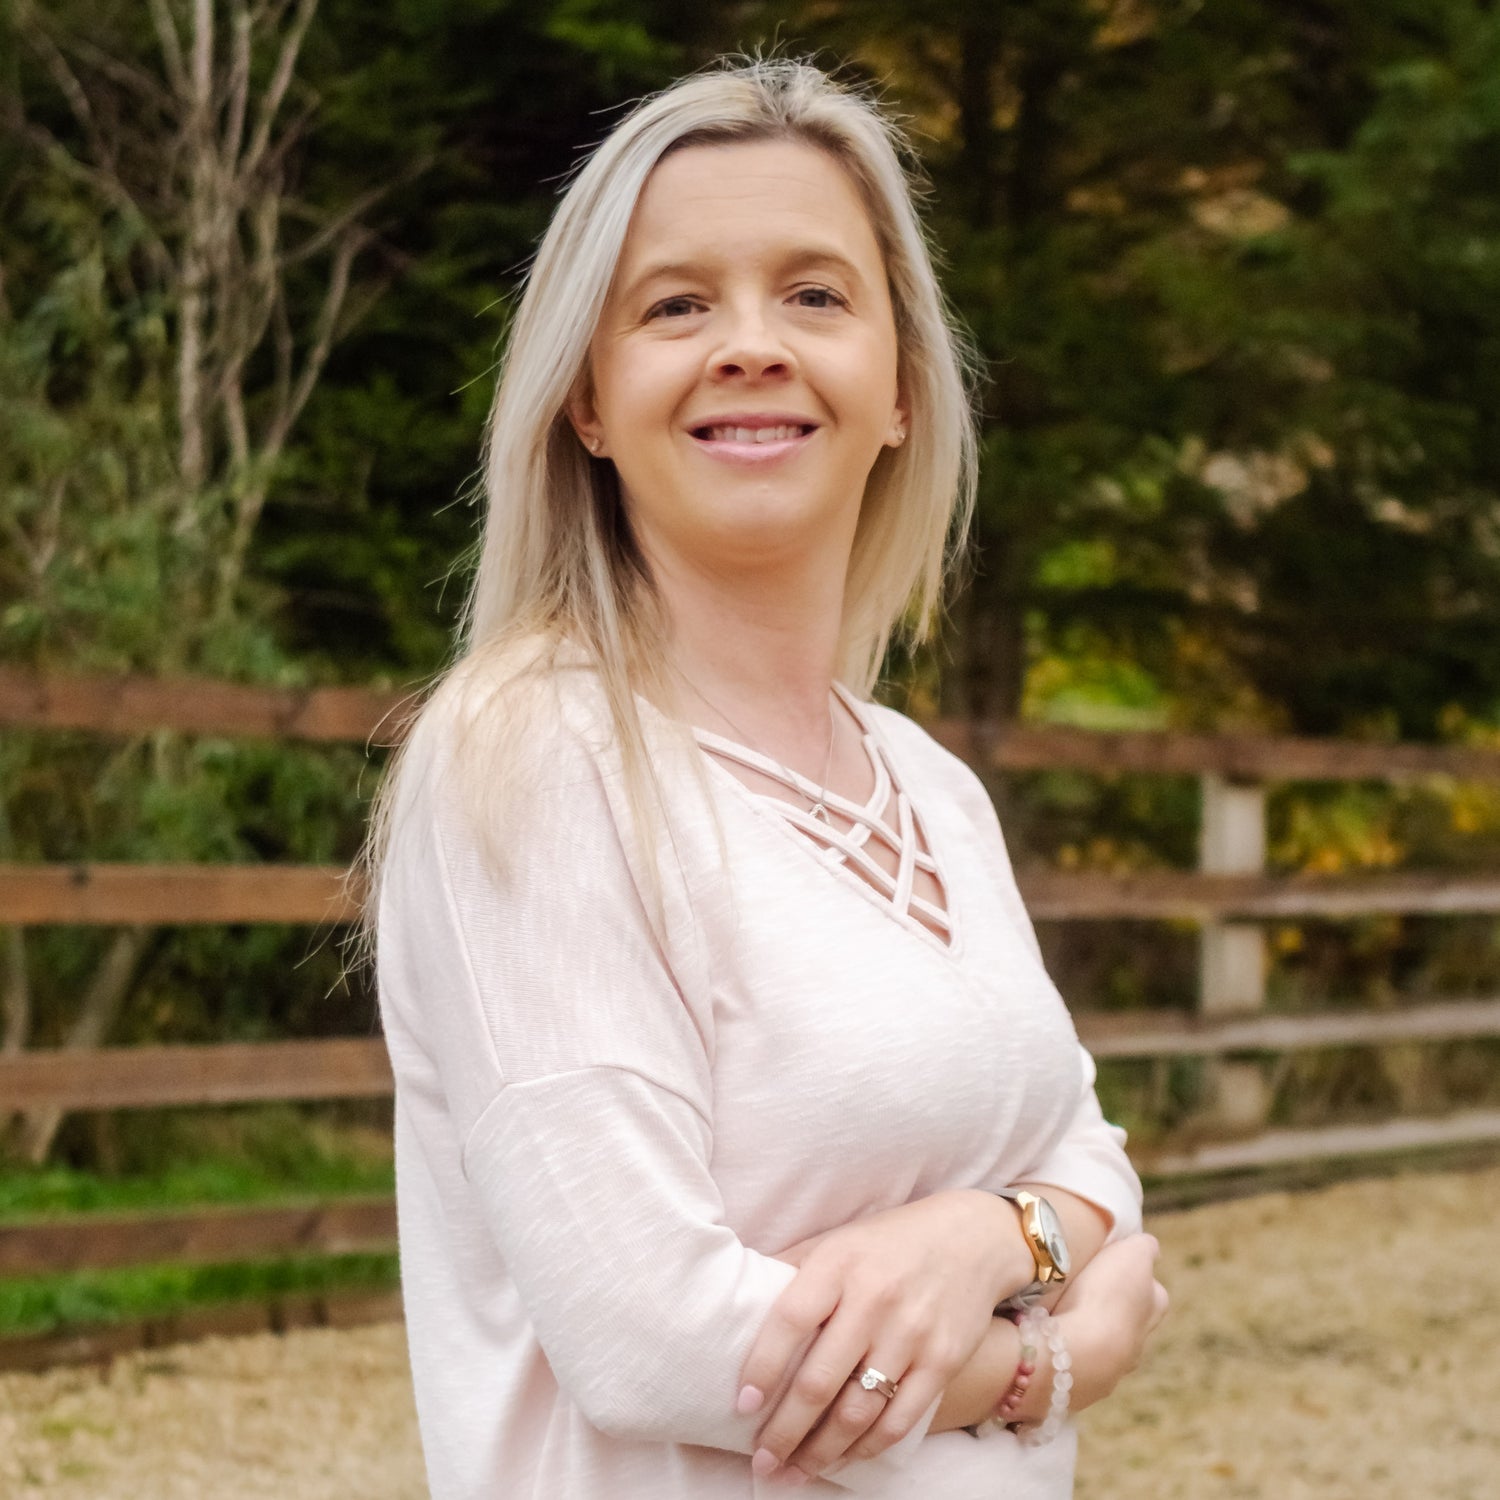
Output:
[618, 247, 869, 305]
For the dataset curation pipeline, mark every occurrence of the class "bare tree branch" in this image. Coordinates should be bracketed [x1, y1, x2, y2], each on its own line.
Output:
[216, 222, 366, 615]
[280, 152, 433, 267]
[272, 224, 366, 453]
[191, 0, 214, 115]
[148, 0, 190, 101]
[13, 0, 118, 173]
[240, 0, 318, 181]
[270, 276, 295, 438]
[10, 927, 151, 1165]
[223, 4, 252, 167]
[70, 37, 175, 114]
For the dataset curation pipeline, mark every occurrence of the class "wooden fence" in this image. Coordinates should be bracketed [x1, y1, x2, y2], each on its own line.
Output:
[3, 667, 1500, 1347]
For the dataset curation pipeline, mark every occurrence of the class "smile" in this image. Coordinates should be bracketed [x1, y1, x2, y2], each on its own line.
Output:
[695, 424, 813, 443]
[687, 424, 818, 466]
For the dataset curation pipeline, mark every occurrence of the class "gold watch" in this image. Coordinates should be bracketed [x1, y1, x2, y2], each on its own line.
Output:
[994, 1188, 1070, 1310]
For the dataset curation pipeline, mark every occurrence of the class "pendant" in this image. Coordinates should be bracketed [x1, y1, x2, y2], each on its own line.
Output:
[808, 801, 831, 824]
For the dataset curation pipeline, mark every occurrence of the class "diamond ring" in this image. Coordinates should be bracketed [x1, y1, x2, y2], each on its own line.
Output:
[856, 1366, 899, 1400]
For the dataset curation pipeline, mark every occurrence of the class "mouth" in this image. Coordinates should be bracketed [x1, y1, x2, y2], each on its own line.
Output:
[687, 422, 819, 466]
[689, 422, 818, 444]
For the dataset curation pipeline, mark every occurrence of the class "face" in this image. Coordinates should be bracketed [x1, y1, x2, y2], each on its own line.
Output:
[568, 139, 907, 576]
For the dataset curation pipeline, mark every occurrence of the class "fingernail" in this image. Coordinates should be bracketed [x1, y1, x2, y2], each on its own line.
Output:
[737, 1384, 765, 1415]
[752, 1448, 779, 1477]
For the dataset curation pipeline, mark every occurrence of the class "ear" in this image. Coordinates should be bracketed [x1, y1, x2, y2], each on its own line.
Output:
[883, 387, 910, 450]
[565, 378, 608, 458]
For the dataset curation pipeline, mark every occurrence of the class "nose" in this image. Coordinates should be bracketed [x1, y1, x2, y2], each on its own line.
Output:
[708, 298, 794, 383]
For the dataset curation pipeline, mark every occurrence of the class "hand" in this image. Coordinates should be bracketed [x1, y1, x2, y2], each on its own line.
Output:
[739, 1190, 1030, 1485]
[1051, 1233, 1169, 1413]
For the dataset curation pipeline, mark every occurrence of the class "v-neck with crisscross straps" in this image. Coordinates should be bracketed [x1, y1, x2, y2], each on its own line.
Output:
[376, 668, 1144, 1500]
[692, 684, 952, 948]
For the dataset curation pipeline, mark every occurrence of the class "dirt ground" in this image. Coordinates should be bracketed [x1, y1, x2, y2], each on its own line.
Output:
[1, 1164, 1496, 1500]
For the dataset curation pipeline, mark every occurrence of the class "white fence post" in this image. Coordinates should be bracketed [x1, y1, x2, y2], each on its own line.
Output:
[1198, 773, 1271, 1134]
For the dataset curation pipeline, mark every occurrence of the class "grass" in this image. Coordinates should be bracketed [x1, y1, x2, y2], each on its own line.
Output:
[0, 1106, 399, 1338]
[0, 1153, 393, 1219]
[0, 1252, 400, 1338]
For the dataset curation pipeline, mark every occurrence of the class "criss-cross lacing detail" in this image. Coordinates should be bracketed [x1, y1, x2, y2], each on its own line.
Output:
[694, 699, 952, 947]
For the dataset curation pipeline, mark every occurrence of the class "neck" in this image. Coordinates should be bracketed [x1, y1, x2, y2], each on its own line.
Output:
[649, 547, 846, 746]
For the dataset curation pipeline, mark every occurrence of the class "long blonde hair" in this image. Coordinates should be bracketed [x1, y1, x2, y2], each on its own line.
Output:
[362, 53, 981, 924]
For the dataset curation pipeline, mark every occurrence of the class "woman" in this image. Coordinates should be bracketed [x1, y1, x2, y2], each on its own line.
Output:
[371, 55, 1168, 1500]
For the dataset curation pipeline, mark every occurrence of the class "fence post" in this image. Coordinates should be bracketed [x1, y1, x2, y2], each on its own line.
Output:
[1197, 773, 1271, 1134]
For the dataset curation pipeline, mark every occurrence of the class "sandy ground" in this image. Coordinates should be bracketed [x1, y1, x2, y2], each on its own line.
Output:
[1, 1164, 1496, 1500]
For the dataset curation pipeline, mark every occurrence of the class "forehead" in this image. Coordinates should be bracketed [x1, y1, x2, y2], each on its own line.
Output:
[612, 139, 887, 288]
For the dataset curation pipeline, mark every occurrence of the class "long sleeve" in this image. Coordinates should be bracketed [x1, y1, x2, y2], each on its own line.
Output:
[1013, 1044, 1144, 1239]
[378, 690, 936, 1482]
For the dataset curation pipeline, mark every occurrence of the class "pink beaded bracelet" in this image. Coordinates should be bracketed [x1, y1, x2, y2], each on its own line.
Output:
[992, 1317, 1039, 1420]
[1014, 1305, 1071, 1448]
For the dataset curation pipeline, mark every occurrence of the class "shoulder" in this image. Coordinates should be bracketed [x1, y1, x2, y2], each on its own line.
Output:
[387, 640, 624, 876]
[389, 638, 700, 894]
[401, 639, 613, 798]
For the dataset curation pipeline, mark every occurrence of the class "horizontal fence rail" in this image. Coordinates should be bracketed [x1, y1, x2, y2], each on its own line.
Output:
[0, 668, 410, 744]
[1079, 997, 1500, 1057]
[0, 1287, 406, 1373]
[0, 1197, 397, 1278]
[7, 668, 1500, 782]
[3, 1001, 1497, 1110]
[10, 862, 1500, 925]
[1146, 1110, 1500, 1176]
[1020, 869, 1500, 920]
[929, 720, 1500, 782]
[0, 1039, 395, 1110]
[0, 864, 362, 924]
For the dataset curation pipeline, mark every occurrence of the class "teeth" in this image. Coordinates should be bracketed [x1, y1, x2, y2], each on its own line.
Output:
[703, 424, 806, 443]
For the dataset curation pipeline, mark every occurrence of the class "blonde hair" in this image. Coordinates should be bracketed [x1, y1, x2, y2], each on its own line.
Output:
[361, 53, 980, 927]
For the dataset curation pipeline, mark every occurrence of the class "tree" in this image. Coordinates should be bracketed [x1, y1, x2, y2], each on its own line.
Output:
[732, 0, 1500, 739]
[0, 0, 400, 1161]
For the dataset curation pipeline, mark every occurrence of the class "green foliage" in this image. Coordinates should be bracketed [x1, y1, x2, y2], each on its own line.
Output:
[0, 1110, 393, 1217]
[0, 1107, 397, 1335]
[0, 1253, 399, 1337]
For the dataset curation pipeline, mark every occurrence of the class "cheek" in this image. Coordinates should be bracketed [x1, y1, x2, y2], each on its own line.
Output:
[830, 338, 900, 415]
[606, 361, 693, 439]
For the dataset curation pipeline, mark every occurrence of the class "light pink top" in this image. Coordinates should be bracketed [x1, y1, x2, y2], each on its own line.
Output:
[376, 669, 1143, 1500]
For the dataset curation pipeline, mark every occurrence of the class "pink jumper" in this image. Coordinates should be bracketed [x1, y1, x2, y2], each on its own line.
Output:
[376, 670, 1143, 1499]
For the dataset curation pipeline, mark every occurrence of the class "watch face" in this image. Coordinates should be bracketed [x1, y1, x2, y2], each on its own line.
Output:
[1037, 1200, 1071, 1275]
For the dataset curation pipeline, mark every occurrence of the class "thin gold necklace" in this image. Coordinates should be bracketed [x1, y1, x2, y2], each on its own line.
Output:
[675, 671, 838, 824]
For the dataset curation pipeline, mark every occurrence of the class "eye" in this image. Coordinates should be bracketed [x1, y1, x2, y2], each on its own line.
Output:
[645, 295, 703, 320]
[792, 285, 848, 310]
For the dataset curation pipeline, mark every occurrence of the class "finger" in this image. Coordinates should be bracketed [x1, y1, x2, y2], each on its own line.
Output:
[814, 1367, 943, 1481]
[782, 1374, 894, 1480]
[782, 1335, 914, 1477]
[751, 1302, 875, 1472]
[1150, 1280, 1170, 1328]
[791, 1359, 938, 1481]
[738, 1269, 841, 1417]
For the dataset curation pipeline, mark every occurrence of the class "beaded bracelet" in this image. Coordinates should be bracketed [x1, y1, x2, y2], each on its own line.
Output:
[992, 1314, 1038, 1421]
[1014, 1305, 1072, 1448]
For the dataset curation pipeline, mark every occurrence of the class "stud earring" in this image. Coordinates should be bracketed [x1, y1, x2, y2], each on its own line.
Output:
[587, 436, 602, 454]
